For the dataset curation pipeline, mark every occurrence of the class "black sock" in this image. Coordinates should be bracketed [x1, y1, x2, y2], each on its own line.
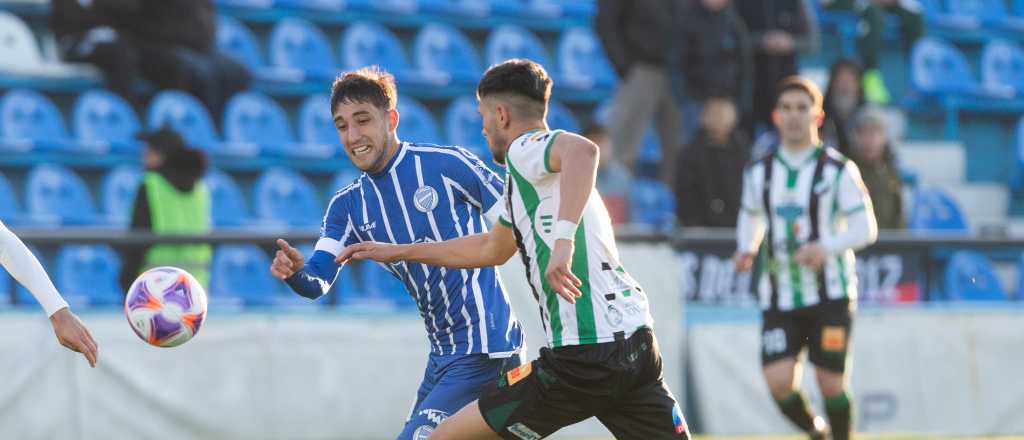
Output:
[775, 390, 818, 434]
[825, 391, 852, 440]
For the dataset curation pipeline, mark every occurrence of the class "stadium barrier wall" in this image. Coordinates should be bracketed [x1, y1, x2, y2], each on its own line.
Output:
[687, 305, 1024, 436]
[0, 241, 682, 440]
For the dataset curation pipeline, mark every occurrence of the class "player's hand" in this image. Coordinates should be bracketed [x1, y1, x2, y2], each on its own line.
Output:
[270, 239, 305, 280]
[733, 251, 755, 272]
[50, 307, 98, 368]
[795, 242, 827, 272]
[336, 241, 403, 264]
[544, 239, 582, 304]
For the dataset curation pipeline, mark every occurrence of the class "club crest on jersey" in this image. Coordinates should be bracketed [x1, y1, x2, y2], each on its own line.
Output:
[413, 186, 439, 213]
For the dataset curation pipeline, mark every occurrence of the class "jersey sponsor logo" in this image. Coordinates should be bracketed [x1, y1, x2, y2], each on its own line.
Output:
[359, 221, 377, 233]
[672, 402, 688, 434]
[775, 204, 805, 222]
[506, 362, 533, 386]
[763, 328, 787, 355]
[822, 326, 847, 351]
[413, 186, 439, 213]
[604, 304, 623, 327]
[507, 422, 542, 440]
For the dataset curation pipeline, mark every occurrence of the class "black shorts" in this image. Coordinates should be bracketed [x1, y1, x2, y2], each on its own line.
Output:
[477, 328, 690, 440]
[761, 299, 854, 373]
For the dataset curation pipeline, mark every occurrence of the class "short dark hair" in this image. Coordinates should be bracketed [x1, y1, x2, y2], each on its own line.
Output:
[329, 66, 397, 114]
[776, 76, 823, 110]
[476, 59, 552, 118]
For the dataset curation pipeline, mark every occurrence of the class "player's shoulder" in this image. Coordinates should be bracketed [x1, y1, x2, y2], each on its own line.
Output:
[327, 176, 364, 210]
[821, 146, 850, 168]
[745, 148, 775, 172]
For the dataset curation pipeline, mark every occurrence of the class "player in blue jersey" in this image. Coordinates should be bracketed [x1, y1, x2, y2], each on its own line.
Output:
[267, 67, 524, 440]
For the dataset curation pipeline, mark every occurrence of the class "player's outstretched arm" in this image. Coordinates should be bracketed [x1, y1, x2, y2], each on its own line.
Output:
[0, 221, 98, 367]
[336, 223, 517, 269]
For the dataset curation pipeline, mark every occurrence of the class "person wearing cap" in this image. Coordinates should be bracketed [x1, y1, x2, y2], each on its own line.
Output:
[851, 106, 904, 229]
[120, 128, 212, 291]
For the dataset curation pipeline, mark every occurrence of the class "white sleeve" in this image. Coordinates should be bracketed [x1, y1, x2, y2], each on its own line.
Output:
[821, 162, 879, 255]
[737, 167, 766, 254]
[0, 221, 69, 317]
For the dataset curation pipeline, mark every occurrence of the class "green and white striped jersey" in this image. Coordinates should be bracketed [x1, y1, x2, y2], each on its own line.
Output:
[739, 146, 874, 311]
[499, 129, 654, 348]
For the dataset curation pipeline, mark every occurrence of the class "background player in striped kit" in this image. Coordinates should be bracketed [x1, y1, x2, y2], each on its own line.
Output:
[339, 59, 690, 440]
[734, 76, 878, 440]
[267, 67, 523, 440]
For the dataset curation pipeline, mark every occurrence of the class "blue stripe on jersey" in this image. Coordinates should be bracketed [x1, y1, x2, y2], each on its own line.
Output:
[287, 142, 522, 356]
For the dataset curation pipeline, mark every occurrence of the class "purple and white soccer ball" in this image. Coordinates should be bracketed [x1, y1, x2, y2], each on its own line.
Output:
[124, 266, 208, 348]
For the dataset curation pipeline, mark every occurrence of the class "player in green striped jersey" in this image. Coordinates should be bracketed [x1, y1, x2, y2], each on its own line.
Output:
[735, 77, 878, 440]
[339, 59, 689, 439]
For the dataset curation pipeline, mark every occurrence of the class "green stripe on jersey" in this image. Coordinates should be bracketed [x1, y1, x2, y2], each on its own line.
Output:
[543, 131, 561, 173]
[831, 166, 850, 298]
[784, 168, 804, 308]
[507, 159, 562, 346]
[571, 218, 596, 343]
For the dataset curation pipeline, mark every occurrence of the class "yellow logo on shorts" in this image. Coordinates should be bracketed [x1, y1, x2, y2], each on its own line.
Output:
[507, 362, 533, 386]
[822, 326, 847, 352]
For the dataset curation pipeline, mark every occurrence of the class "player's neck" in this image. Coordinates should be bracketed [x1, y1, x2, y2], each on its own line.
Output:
[508, 120, 548, 142]
[368, 136, 402, 174]
[780, 134, 818, 155]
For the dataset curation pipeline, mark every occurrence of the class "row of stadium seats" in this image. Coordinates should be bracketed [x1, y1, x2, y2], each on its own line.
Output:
[922, 0, 1024, 38]
[0, 243, 414, 310]
[912, 37, 1024, 100]
[0, 88, 582, 167]
[215, 0, 595, 21]
[1, 244, 1017, 310]
[216, 16, 615, 93]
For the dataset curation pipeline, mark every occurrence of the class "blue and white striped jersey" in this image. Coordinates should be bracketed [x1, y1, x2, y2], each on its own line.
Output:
[286, 141, 523, 357]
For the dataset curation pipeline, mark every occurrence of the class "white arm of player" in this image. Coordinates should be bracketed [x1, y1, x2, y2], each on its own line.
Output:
[736, 170, 766, 254]
[0, 221, 69, 317]
[820, 163, 879, 255]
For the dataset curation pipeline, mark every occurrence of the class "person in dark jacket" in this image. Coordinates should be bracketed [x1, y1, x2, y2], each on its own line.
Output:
[51, 0, 251, 113]
[736, 0, 820, 132]
[821, 59, 866, 157]
[596, 0, 684, 184]
[851, 106, 904, 229]
[678, 0, 755, 129]
[676, 95, 750, 227]
[120, 128, 212, 291]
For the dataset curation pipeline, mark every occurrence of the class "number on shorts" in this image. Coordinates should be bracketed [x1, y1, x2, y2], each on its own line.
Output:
[763, 328, 787, 355]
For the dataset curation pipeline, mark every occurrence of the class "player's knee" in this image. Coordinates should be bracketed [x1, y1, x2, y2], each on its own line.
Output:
[815, 369, 846, 396]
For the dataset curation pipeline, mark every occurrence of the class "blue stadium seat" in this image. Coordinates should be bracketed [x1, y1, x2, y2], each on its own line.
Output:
[397, 95, 441, 143]
[360, 261, 415, 309]
[1016, 115, 1024, 189]
[72, 89, 141, 154]
[557, 27, 617, 91]
[276, 0, 345, 11]
[147, 90, 222, 152]
[1018, 253, 1024, 300]
[0, 172, 23, 225]
[346, 0, 419, 15]
[628, 178, 676, 229]
[485, 25, 552, 68]
[919, 0, 982, 30]
[205, 168, 249, 228]
[911, 37, 981, 96]
[547, 100, 579, 133]
[339, 22, 440, 87]
[25, 164, 97, 226]
[298, 94, 343, 157]
[946, 0, 1024, 31]
[223, 91, 315, 158]
[981, 40, 1024, 97]
[209, 244, 279, 307]
[0, 268, 10, 308]
[909, 188, 969, 232]
[1015, 0, 1024, 16]
[445, 96, 492, 164]
[421, 0, 491, 17]
[944, 250, 1008, 300]
[55, 245, 123, 307]
[413, 24, 483, 86]
[215, 0, 273, 8]
[0, 89, 80, 153]
[253, 167, 322, 228]
[268, 18, 338, 82]
[101, 166, 142, 228]
[217, 16, 302, 84]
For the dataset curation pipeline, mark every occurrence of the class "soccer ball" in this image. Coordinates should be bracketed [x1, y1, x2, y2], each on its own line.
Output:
[124, 266, 208, 347]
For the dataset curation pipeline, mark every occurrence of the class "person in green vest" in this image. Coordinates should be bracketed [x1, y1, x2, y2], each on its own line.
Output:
[120, 128, 212, 291]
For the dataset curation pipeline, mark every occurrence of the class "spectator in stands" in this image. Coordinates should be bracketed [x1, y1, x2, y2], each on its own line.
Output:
[596, 0, 683, 184]
[821, 59, 866, 157]
[676, 95, 750, 227]
[851, 106, 904, 229]
[583, 123, 632, 224]
[820, 0, 923, 104]
[678, 0, 755, 134]
[51, 0, 251, 113]
[120, 128, 212, 292]
[736, 0, 820, 134]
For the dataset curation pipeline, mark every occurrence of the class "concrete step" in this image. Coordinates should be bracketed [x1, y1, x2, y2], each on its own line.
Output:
[944, 183, 1010, 228]
[896, 141, 965, 186]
